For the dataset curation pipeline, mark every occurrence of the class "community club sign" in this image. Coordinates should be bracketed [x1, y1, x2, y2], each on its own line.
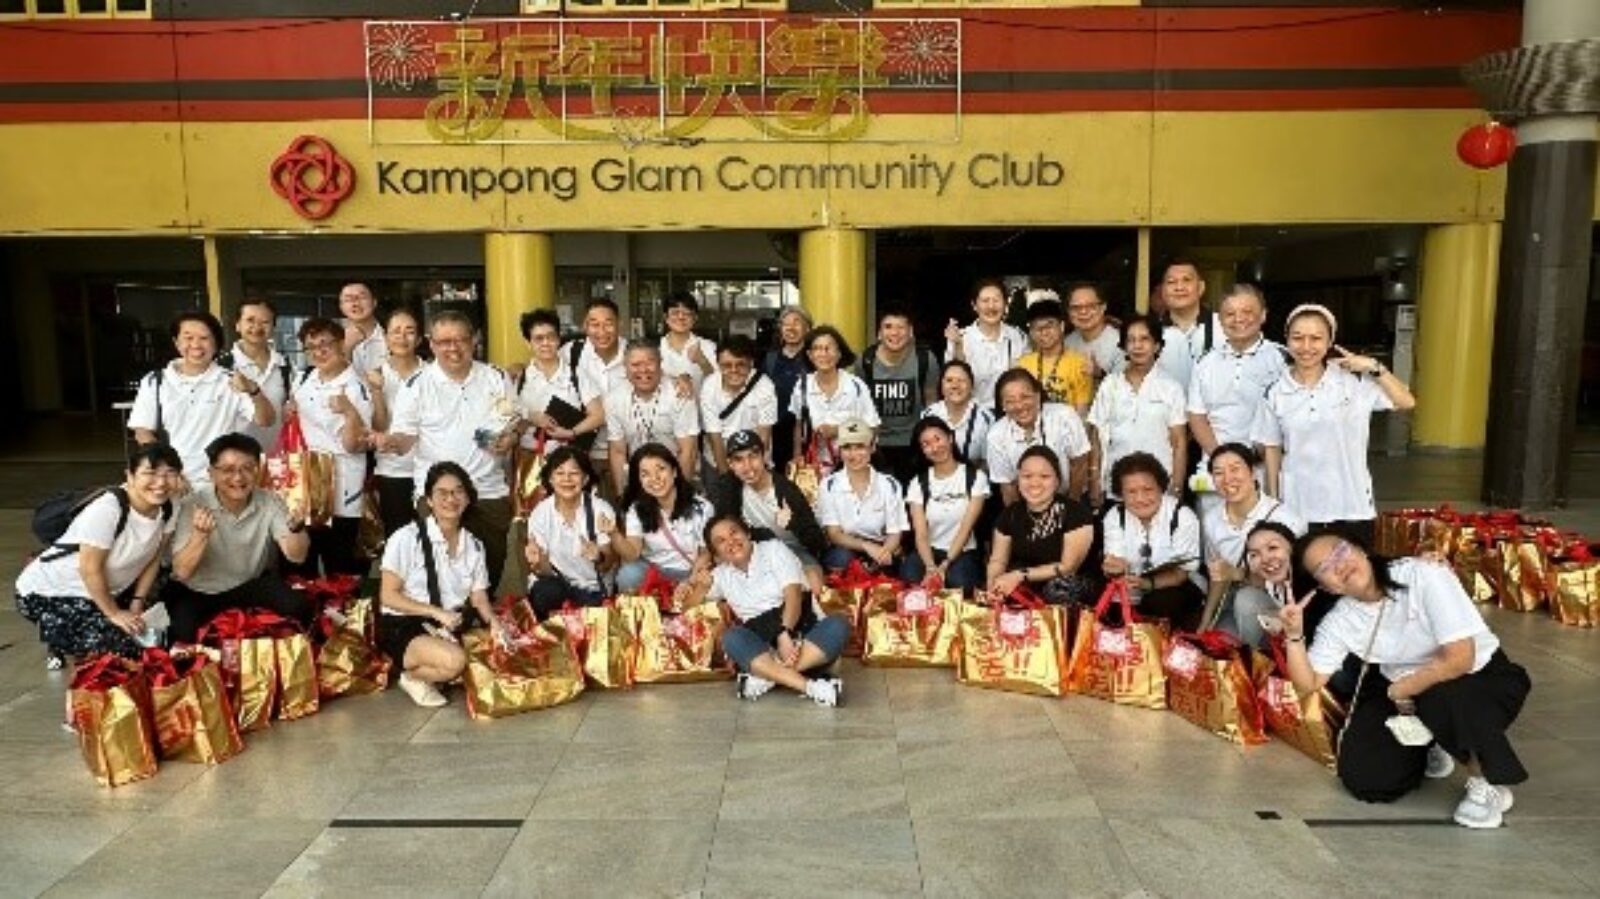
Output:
[375, 152, 1065, 202]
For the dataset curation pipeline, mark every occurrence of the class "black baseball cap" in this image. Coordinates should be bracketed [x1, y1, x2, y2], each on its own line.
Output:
[726, 430, 764, 456]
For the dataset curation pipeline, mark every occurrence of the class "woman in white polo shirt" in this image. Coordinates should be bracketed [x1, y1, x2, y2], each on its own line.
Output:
[1100, 452, 1204, 629]
[789, 325, 880, 476]
[1086, 314, 1188, 508]
[614, 443, 714, 597]
[920, 359, 993, 467]
[1252, 305, 1415, 547]
[816, 419, 909, 574]
[524, 446, 618, 617]
[942, 277, 1026, 410]
[377, 462, 500, 709]
[1286, 533, 1531, 829]
[1200, 442, 1307, 644]
[985, 369, 1092, 506]
[902, 417, 989, 592]
[289, 317, 374, 577]
[687, 514, 848, 706]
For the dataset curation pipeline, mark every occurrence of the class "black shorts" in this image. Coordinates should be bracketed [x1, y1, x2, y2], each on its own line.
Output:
[376, 614, 433, 668]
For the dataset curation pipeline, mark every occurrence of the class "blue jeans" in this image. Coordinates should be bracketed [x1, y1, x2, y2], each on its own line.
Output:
[822, 545, 899, 573]
[615, 561, 689, 594]
[899, 548, 983, 591]
[722, 615, 850, 673]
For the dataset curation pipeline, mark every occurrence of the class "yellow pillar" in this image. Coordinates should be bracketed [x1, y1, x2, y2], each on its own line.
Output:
[1134, 227, 1152, 314]
[483, 232, 555, 367]
[799, 227, 869, 351]
[1412, 222, 1500, 449]
[202, 236, 233, 321]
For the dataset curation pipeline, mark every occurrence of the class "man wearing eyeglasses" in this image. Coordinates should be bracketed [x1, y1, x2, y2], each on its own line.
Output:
[163, 432, 314, 643]
[1016, 299, 1094, 417]
[1062, 282, 1124, 383]
[604, 341, 701, 492]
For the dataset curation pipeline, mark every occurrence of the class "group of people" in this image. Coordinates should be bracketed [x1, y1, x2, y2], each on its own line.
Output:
[13, 266, 1531, 827]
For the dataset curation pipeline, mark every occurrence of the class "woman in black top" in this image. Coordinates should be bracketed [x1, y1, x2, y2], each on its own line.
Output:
[986, 446, 1097, 605]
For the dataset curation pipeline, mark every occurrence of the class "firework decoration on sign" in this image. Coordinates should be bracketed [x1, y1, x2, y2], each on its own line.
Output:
[367, 23, 435, 91]
[884, 21, 959, 87]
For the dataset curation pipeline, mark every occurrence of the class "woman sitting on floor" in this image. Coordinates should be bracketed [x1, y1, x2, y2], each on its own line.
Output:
[1099, 452, 1204, 629]
[525, 446, 619, 617]
[817, 418, 909, 574]
[985, 445, 1097, 605]
[613, 442, 715, 599]
[1284, 532, 1531, 829]
[1200, 443, 1307, 644]
[901, 416, 989, 592]
[684, 514, 849, 706]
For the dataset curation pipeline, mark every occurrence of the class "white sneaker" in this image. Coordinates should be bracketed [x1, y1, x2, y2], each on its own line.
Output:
[737, 673, 776, 701]
[44, 652, 65, 671]
[1454, 776, 1514, 829]
[398, 673, 448, 708]
[1425, 744, 1456, 779]
[803, 677, 839, 708]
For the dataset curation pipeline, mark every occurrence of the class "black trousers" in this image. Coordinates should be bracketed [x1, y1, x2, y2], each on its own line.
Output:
[375, 475, 417, 538]
[1137, 581, 1206, 632]
[163, 571, 317, 644]
[1337, 650, 1531, 803]
[287, 517, 366, 580]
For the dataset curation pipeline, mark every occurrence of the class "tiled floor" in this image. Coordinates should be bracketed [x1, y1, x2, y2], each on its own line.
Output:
[1, 449, 1598, 897]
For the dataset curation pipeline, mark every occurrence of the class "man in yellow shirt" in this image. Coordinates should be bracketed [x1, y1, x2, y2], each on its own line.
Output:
[1017, 298, 1093, 415]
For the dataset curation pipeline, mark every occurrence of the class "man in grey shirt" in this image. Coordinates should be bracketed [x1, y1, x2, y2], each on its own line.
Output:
[163, 432, 314, 642]
[859, 306, 940, 484]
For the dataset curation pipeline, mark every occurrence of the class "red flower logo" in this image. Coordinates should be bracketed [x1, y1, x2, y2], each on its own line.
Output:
[269, 135, 355, 221]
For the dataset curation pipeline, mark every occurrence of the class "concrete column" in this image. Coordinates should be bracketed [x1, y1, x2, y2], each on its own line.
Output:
[1412, 222, 1500, 449]
[799, 227, 869, 351]
[483, 232, 555, 367]
[1134, 227, 1152, 314]
[202, 236, 242, 323]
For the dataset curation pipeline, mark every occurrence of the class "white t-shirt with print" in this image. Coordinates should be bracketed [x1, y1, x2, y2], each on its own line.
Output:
[1100, 496, 1203, 591]
[526, 493, 616, 592]
[921, 401, 994, 465]
[946, 322, 1026, 409]
[700, 373, 779, 437]
[374, 361, 423, 480]
[1155, 312, 1223, 394]
[380, 518, 489, 613]
[517, 358, 602, 452]
[291, 366, 373, 518]
[660, 334, 719, 397]
[1187, 336, 1288, 448]
[816, 469, 910, 542]
[228, 344, 292, 451]
[1201, 494, 1306, 569]
[984, 403, 1092, 486]
[17, 491, 174, 599]
[603, 386, 701, 456]
[1308, 559, 1500, 681]
[624, 495, 715, 575]
[906, 464, 990, 554]
[565, 338, 629, 455]
[707, 537, 805, 622]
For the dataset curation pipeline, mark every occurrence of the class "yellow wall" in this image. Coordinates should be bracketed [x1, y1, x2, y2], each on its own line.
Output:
[0, 110, 1525, 235]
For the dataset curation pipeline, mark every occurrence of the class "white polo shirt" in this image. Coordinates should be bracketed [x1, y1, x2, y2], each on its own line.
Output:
[127, 362, 257, 486]
[16, 492, 174, 599]
[1100, 496, 1203, 588]
[565, 338, 629, 456]
[527, 493, 616, 592]
[624, 495, 715, 574]
[708, 537, 805, 622]
[604, 385, 701, 456]
[347, 323, 388, 376]
[374, 361, 422, 480]
[946, 322, 1026, 409]
[700, 372, 779, 437]
[788, 372, 881, 431]
[380, 517, 488, 612]
[290, 365, 373, 518]
[906, 464, 990, 554]
[1065, 326, 1124, 379]
[227, 344, 292, 451]
[1187, 336, 1289, 447]
[1251, 365, 1394, 523]
[517, 357, 601, 452]
[816, 469, 910, 542]
[1086, 369, 1188, 493]
[1308, 559, 1499, 681]
[1201, 494, 1306, 568]
[984, 403, 1092, 486]
[1155, 312, 1223, 394]
[921, 401, 993, 464]
[660, 334, 718, 396]
[390, 361, 514, 500]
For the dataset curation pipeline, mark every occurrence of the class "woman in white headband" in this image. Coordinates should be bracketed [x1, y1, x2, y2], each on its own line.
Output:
[1248, 304, 1415, 546]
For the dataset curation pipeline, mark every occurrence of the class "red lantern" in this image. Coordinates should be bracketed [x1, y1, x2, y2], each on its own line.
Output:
[1457, 122, 1516, 169]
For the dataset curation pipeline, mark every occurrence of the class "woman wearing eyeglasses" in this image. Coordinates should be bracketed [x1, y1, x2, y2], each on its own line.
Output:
[1099, 452, 1203, 629]
[1284, 532, 1531, 829]
[288, 317, 374, 577]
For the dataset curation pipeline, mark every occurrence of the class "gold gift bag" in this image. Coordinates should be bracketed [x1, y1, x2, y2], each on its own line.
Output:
[1548, 554, 1600, 628]
[273, 630, 320, 720]
[1450, 525, 1497, 604]
[1258, 643, 1344, 769]
[1498, 537, 1549, 613]
[955, 597, 1070, 697]
[512, 441, 549, 519]
[1162, 635, 1268, 745]
[317, 630, 391, 698]
[147, 650, 244, 765]
[618, 595, 731, 684]
[69, 655, 160, 788]
[551, 603, 635, 689]
[861, 587, 961, 668]
[820, 562, 899, 658]
[463, 600, 586, 720]
[1065, 582, 1170, 710]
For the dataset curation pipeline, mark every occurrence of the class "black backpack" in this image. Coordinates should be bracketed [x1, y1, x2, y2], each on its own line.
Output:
[32, 486, 173, 563]
[916, 462, 979, 509]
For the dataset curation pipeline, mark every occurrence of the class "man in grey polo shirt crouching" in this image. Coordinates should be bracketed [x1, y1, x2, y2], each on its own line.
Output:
[162, 432, 315, 643]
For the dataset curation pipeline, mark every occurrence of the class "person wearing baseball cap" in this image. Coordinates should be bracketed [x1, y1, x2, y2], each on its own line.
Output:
[706, 429, 829, 598]
[817, 418, 909, 573]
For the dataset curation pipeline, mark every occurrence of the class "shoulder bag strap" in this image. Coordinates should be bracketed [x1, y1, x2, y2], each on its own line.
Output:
[416, 518, 443, 607]
[1335, 597, 1390, 761]
[719, 371, 765, 421]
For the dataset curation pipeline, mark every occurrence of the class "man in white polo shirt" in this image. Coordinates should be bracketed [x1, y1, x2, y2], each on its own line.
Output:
[605, 341, 701, 491]
[384, 311, 517, 592]
[562, 298, 629, 497]
[339, 282, 388, 375]
[1154, 260, 1223, 395]
[129, 311, 276, 488]
[1187, 283, 1287, 503]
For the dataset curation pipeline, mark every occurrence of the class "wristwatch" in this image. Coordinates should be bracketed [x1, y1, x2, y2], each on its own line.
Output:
[287, 520, 307, 534]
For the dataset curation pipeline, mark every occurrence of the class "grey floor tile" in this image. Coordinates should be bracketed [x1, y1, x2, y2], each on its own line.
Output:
[484, 818, 715, 898]
[721, 738, 909, 821]
[1107, 817, 1350, 899]
[889, 677, 1059, 744]
[407, 698, 591, 744]
[1043, 694, 1219, 745]
[42, 816, 324, 899]
[264, 825, 517, 899]
[1521, 820, 1600, 891]
[0, 737, 210, 816]
[152, 734, 402, 821]
[735, 669, 898, 741]
[250, 690, 440, 745]
[337, 743, 565, 821]
[0, 812, 140, 898]
[528, 742, 730, 820]
[1314, 824, 1595, 898]
[572, 702, 737, 745]
[914, 817, 1143, 898]
[705, 817, 922, 898]
[0, 686, 78, 745]
[900, 737, 1100, 820]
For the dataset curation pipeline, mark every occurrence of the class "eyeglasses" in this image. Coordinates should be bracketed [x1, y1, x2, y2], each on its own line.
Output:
[430, 487, 468, 501]
[212, 464, 258, 478]
[1313, 539, 1354, 579]
[431, 338, 471, 348]
[303, 339, 339, 352]
[1028, 321, 1062, 332]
